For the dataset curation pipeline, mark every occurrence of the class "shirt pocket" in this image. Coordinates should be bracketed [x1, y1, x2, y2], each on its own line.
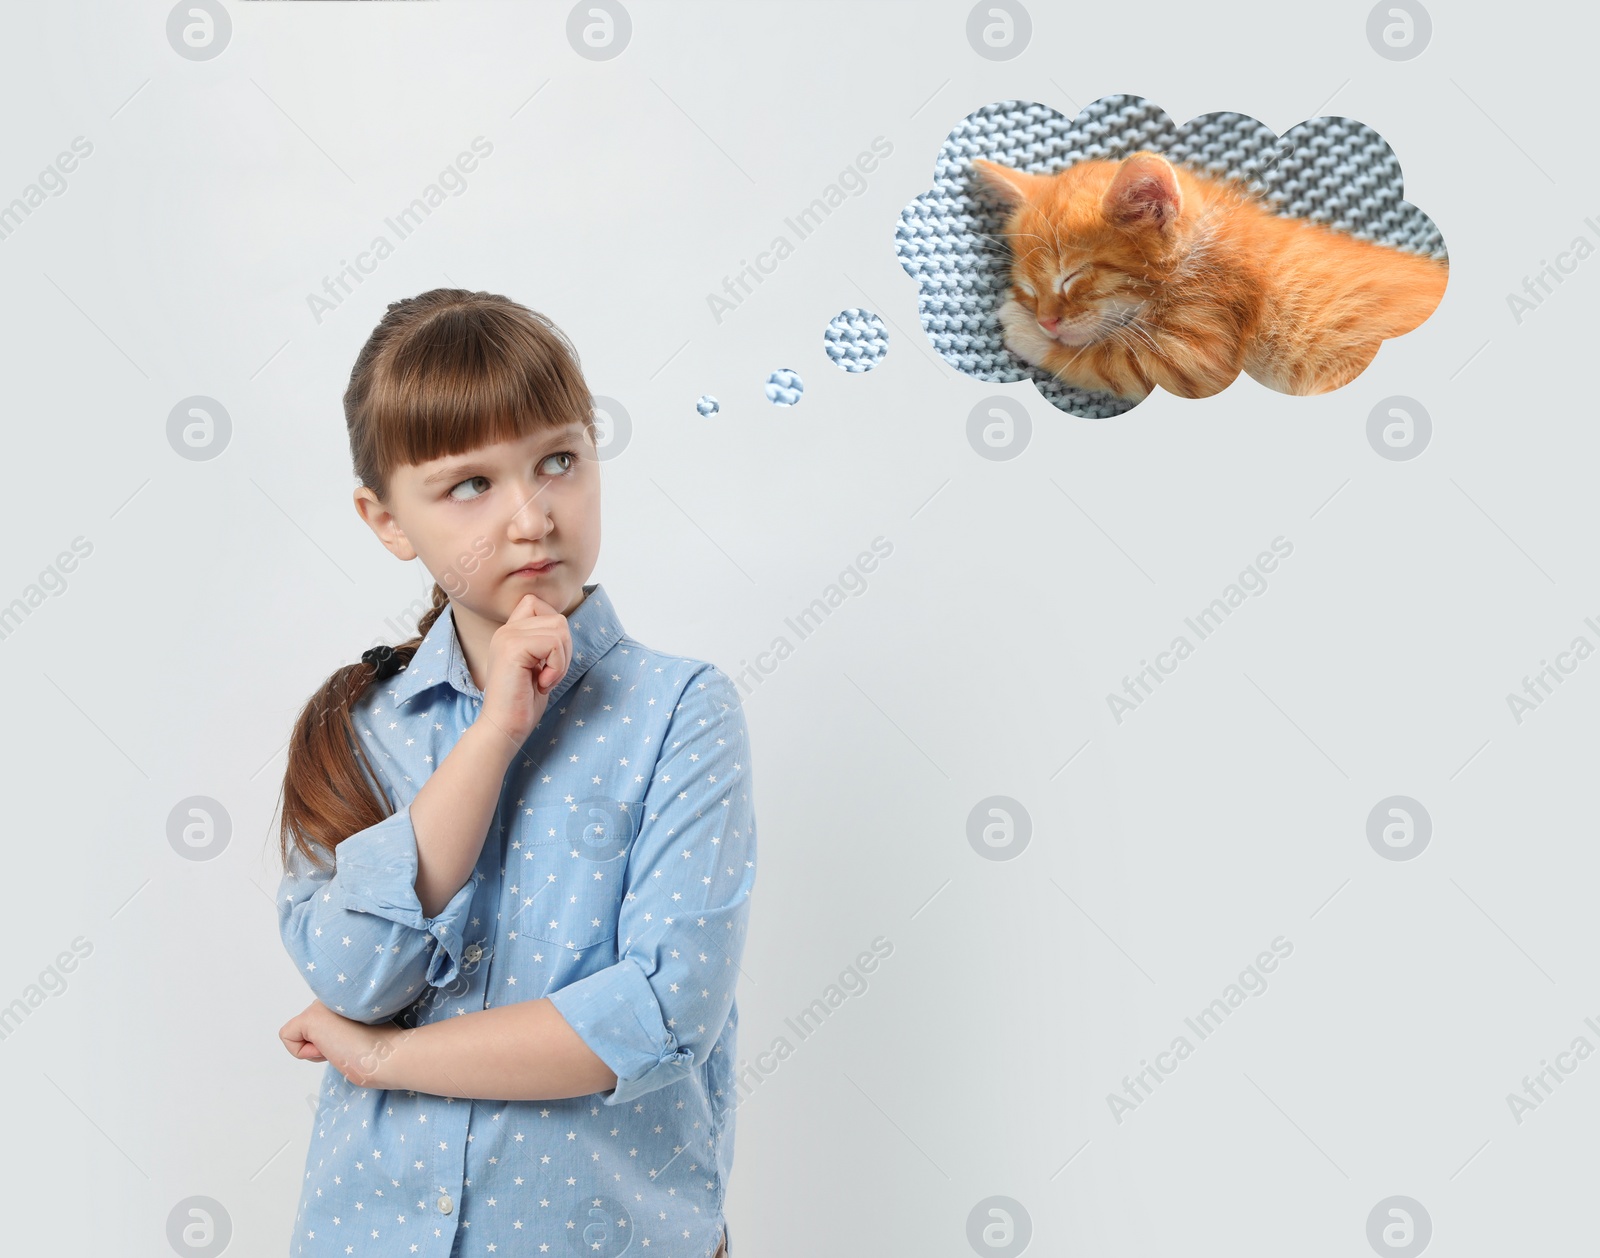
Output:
[517, 796, 643, 952]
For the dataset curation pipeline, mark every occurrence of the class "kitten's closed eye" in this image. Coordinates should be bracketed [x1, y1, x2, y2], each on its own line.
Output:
[974, 150, 1447, 401]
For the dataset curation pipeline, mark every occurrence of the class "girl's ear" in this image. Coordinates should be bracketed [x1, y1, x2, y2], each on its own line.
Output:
[971, 157, 1039, 210]
[352, 486, 418, 562]
[1102, 151, 1182, 232]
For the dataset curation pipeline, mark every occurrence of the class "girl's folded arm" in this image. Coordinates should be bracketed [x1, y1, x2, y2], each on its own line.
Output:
[367, 996, 619, 1101]
[276, 801, 478, 1024]
[547, 666, 758, 1106]
[369, 666, 757, 1103]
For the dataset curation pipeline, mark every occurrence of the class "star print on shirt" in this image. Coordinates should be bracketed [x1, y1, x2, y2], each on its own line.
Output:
[276, 583, 756, 1257]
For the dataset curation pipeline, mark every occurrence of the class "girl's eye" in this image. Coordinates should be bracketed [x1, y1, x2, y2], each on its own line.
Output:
[446, 452, 578, 501]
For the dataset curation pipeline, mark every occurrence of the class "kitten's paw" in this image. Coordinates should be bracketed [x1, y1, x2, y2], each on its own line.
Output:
[997, 298, 1058, 367]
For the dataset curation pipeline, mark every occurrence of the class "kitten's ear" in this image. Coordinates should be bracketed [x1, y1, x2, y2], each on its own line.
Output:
[1103, 152, 1182, 232]
[971, 158, 1039, 210]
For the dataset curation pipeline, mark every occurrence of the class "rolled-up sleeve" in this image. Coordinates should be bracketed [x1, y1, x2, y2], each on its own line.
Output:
[277, 800, 478, 1023]
[548, 666, 758, 1106]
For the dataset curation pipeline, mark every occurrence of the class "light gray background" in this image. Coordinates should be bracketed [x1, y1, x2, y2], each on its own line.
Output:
[0, 1, 1591, 1254]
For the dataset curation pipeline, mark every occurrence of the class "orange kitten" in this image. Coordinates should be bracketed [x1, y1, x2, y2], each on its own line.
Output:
[972, 151, 1448, 400]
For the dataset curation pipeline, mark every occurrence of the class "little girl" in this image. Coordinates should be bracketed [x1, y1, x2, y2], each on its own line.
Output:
[271, 288, 756, 1258]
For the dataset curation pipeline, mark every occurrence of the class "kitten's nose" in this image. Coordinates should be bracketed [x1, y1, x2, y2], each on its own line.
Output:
[1037, 315, 1060, 333]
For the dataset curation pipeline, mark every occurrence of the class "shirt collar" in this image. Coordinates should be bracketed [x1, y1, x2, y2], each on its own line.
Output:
[387, 582, 626, 711]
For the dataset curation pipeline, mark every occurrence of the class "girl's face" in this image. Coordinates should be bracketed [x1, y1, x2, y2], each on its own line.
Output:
[355, 421, 602, 622]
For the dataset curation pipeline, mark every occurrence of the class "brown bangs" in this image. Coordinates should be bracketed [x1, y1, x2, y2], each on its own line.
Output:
[345, 290, 594, 501]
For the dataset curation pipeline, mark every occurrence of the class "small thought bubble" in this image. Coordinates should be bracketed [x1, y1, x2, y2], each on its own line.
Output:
[696, 394, 720, 417]
[824, 308, 890, 372]
[765, 368, 803, 406]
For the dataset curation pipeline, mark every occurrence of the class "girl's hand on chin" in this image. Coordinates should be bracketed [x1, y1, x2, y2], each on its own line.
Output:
[480, 591, 573, 745]
[279, 999, 399, 1089]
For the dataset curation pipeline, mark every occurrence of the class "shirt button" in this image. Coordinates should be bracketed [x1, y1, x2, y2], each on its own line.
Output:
[464, 944, 483, 963]
[437, 1193, 454, 1214]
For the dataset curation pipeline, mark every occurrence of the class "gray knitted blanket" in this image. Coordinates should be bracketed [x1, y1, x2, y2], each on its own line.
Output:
[892, 95, 1447, 417]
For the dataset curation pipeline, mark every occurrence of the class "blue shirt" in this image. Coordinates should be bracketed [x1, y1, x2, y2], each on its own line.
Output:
[276, 582, 757, 1257]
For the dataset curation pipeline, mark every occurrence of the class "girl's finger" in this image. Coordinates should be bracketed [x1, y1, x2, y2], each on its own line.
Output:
[506, 593, 543, 623]
[540, 639, 568, 690]
[525, 633, 569, 694]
